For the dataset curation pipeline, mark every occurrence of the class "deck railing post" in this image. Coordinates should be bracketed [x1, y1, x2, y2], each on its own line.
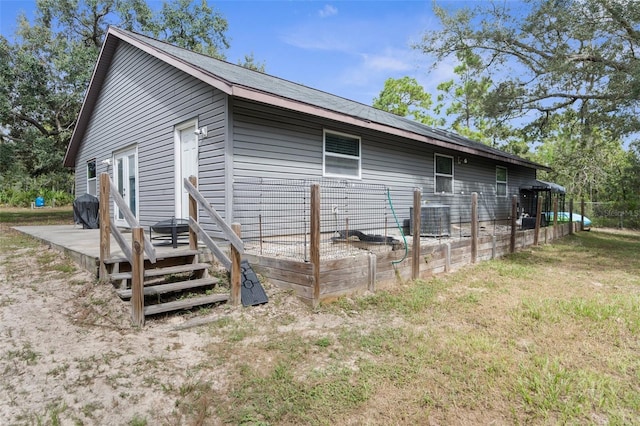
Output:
[99, 173, 110, 281]
[534, 195, 543, 246]
[471, 192, 478, 263]
[310, 184, 321, 307]
[230, 223, 242, 306]
[581, 199, 585, 232]
[510, 195, 517, 253]
[412, 189, 421, 279]
[131, 227, 145, 327]
[188, 176, 198, 250]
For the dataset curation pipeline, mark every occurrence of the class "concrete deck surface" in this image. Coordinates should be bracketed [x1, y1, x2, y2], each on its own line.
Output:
[12, 225, 191, 275]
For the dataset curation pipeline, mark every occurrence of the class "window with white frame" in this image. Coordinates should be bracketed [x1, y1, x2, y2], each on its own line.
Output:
[434, 154, 453, 194]
[323, 130, 361, 178]
[496, 166, 508, 197]
[87, 159, 97, 196]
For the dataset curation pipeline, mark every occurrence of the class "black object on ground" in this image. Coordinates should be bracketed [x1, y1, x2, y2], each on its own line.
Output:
[241, 260, 268, 306]
[332, 229, 399, 245]
[73, 193, 100, 229]
[521, 216, 547, 230]
[150, 218, 189, 248]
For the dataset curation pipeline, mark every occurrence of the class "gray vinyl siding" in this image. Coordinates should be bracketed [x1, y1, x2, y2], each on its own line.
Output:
[75, 42, 227, 234]
[233, 100, 322, 180]
[231, 99, 536, 230]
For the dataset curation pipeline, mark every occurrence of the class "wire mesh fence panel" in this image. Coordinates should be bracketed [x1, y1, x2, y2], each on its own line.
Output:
[319, 180, 389, 259]
[234, 179, 562, 262]
[234, 178, 310, 261]
[234, 178, 393, 261]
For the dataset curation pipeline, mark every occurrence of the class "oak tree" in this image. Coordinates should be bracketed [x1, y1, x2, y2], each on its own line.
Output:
[0, 0, 250, 200]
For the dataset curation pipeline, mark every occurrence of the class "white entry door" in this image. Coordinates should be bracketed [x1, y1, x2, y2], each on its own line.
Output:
[114, 147, 138, 227]
[175, 121, 198, 219]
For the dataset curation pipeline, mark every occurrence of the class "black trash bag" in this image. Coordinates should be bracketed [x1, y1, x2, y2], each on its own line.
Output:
[73, 194, 100, 229]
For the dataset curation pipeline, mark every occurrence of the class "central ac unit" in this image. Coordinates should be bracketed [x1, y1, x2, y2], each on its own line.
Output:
[409, 205, 451, 237]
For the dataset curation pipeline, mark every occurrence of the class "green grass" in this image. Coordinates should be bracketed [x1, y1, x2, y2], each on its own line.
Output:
[5, 344, 40, 365]
[183, 230, 640, 425]
[0, 207, 74, 226]
[1, 211, 639, 424]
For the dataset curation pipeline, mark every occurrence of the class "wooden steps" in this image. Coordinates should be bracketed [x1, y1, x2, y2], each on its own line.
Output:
[115, 277, 220, 298]
[106, 248, 228, 319]
[110, 263, 210, 281]
[103, 249, 201, 266]
[144, 294, 229, 316]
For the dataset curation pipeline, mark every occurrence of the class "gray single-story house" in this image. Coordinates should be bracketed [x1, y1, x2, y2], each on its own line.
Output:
[64, 27, 551, 239]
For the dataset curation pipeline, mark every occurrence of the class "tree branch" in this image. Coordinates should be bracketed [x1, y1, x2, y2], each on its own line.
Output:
[0, 134, 26, 144]
[12, 112, 59, 137]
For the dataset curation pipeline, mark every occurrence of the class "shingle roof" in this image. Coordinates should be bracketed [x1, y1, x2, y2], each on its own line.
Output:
[64, 27, 548, 171]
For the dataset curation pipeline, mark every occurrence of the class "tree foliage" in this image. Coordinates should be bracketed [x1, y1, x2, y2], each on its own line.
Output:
[238, 52, 266, 73]
[1, 0, 263, 203]
[372, 76, 443, 126]
[416, 0, 640, 141]
[533, 116, 628, 200]
[434, 48, 529, 155]
[136, 0, 229, 58]
[404, 0, 640, 207]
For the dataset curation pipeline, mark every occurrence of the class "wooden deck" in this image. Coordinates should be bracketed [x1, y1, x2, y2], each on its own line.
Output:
[12, 225, 198, 276]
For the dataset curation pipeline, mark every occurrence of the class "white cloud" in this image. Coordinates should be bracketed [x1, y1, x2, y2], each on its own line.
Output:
[417, 59, 456, 93]
[329, 48, 458, 105]
[339, 48, 417, 86]
[318, 5, 338, 18]
[282, 30, 352, 51]
[361, 52, 413, 73]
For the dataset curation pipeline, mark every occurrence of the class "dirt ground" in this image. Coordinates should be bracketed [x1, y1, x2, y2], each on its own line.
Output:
[0, 224, 311, 425]
[3, 217, 639, 424]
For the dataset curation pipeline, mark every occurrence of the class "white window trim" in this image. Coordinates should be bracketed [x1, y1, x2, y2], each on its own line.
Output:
[434, 153, 454, 195]
[323, 129, 362, 179]
[496, 166, 508, 197]
[87, 158, 97, 196]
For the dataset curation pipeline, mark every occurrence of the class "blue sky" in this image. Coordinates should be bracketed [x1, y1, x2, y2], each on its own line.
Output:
[0, 0, 473, 106]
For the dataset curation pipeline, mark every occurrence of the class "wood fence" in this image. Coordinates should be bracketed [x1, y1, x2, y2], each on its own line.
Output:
[246, 185, 581, 305]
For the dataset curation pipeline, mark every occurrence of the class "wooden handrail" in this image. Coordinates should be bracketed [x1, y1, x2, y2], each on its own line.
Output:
[188, 218, 231, 271]
[99, 173, 156, 272]
[108, 176, 156, 263]
[183, 178, 244, 254]
[185, 176, 241, 306]
[110, 217, 133, 261]
[109, 177, 138, 228]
